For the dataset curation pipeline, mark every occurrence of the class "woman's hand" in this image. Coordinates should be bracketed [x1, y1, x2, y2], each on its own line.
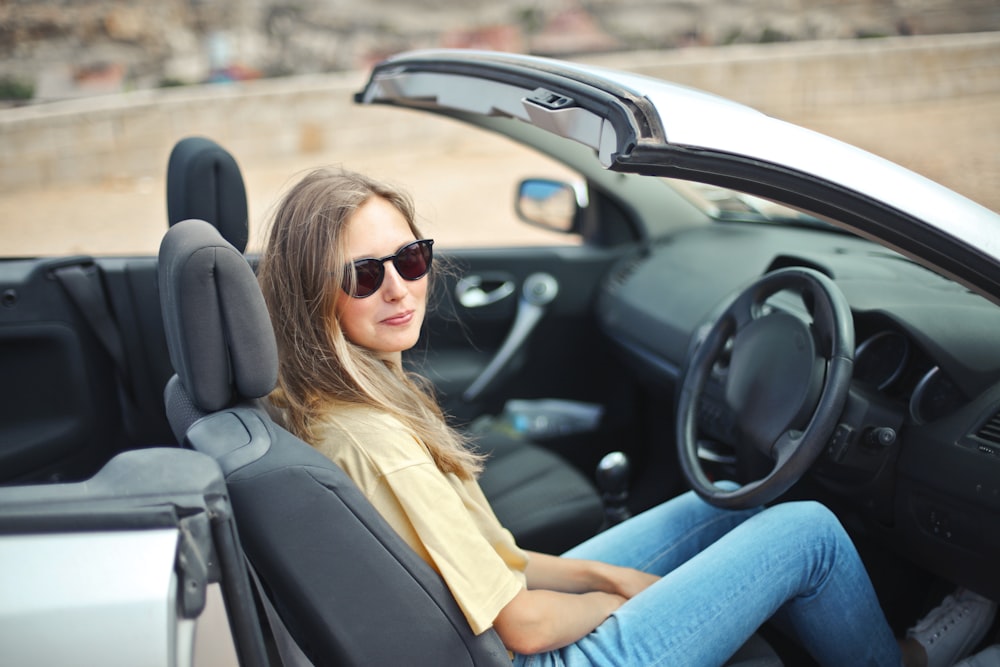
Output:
[524, 550, 659, 599]
[601, 562, 660, 600]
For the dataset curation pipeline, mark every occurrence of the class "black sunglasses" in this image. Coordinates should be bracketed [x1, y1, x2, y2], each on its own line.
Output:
[341, 239, 434, 298]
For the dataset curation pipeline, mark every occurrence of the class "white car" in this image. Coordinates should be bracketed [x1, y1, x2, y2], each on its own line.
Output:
[2, 49, 998, 666]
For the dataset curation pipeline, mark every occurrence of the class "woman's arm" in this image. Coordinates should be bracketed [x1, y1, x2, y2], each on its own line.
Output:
[493, 586, 625, 654]
[524, 550, 659, 599]
[491, 551, 661, 654]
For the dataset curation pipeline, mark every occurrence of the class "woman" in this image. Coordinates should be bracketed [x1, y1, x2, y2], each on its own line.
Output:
[257, 167, 992, 667]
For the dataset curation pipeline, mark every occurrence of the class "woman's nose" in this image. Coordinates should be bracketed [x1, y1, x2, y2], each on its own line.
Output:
[380, 263, 408, 300]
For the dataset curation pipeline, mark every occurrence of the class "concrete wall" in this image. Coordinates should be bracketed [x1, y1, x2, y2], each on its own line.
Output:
[583, 31, 1000, 113]
[1, 31, 998, 194]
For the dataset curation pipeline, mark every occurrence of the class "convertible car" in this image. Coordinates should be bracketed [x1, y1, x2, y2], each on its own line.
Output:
[2, 49, 999, 666]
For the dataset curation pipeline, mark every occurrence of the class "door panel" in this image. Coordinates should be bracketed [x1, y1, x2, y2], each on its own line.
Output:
[0, 258, 125, 482]
[410, 244, 643, 475]
[0, 256, 175, 484]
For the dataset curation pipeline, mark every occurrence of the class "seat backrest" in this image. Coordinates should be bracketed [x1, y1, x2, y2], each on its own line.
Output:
[167, 137, 249, 253]
[158, 219, 510, 666]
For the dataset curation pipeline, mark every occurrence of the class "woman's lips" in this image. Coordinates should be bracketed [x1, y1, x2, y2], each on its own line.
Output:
[381, 310, 414, 326]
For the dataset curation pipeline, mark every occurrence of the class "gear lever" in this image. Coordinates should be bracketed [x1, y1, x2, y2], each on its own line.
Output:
[596, 451, 631, 527]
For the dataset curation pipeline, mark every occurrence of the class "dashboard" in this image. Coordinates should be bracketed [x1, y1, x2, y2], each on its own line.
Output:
[596, 221, 1000, 596]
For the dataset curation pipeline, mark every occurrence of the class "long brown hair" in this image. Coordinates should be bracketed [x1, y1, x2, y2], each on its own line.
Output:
[257, 167, 483, 479]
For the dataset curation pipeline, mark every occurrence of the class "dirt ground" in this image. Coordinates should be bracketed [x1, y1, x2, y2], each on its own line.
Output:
[1, 92, 998, 258]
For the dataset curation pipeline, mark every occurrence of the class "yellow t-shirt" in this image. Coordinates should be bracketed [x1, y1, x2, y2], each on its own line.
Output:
[310, 404, 528, 635]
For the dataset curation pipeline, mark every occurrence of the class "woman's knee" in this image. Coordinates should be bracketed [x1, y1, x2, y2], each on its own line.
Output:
[770, 499, 831, 519]
[766, 500, 849, 543]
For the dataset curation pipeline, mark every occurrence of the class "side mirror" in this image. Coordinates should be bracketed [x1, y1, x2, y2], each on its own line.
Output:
[515, 178, 585, 234]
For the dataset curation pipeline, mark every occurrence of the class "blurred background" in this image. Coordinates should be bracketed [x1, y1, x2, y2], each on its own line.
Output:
[4, 0, 998, 93]
[1, 0, 999, 254]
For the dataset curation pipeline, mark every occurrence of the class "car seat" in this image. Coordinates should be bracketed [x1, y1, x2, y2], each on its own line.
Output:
[159, 218, 511, 665]
[164, 135, 605, 554]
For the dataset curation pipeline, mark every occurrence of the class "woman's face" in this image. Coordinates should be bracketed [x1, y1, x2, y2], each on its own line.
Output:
[335, 195, 428, 363]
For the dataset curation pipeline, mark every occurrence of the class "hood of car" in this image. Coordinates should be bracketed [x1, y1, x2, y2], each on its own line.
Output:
[356, 49, 1000, 304]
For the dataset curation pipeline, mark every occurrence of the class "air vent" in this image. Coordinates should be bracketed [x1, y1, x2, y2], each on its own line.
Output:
[975, 411, 1000, 445]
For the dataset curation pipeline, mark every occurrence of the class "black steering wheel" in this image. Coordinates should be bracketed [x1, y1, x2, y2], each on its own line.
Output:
[676, 267, 855, 509]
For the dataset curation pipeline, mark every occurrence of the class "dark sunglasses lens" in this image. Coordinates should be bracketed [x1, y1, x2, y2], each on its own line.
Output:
[351, 259, 384, 298]
[394, 241, 432, 280]
[342, 240, 433, 298]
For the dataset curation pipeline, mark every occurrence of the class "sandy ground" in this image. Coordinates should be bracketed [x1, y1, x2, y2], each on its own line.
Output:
[1, 125, 579, 257]
[1, 94, 998, 258]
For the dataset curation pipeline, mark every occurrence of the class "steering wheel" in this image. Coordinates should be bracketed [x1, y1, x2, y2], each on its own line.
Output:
[676, 267, 855, 509]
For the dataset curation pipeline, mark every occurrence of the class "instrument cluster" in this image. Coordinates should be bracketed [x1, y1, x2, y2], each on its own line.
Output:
[854, 328, 966, 425]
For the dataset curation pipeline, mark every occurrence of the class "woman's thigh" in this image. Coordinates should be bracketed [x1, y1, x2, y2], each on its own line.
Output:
[562, 488, 760, 576]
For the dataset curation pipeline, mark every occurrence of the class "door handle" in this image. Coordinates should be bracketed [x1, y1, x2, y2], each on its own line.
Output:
[463, 273, 559, 402]
[455, 275, 516, 308]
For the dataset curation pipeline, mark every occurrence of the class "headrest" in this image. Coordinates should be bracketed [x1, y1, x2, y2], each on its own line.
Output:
[158, 219, 277, 412]
[167, 136, 249, 253]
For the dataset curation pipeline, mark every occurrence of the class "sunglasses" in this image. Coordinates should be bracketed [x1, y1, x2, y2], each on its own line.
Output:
[341, 238, 434, 298]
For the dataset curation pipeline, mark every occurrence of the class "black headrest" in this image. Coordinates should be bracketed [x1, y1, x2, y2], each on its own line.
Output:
[167, 137, 249, 253]
[158, 219, 277, 412]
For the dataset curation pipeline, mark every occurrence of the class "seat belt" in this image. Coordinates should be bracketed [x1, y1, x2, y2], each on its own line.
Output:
[53, 263, 130, 383]
[245, 557, 315, 667]
[52, 263, 136, 407]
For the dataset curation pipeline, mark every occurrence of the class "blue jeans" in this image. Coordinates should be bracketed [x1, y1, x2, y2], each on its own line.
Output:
[512, 490, 902, 667]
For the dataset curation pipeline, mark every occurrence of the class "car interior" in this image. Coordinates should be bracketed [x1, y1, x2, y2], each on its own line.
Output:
[2, 61, 999, 663]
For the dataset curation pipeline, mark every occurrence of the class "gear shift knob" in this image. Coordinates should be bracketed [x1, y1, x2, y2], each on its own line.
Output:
[596, 451, 631, 526]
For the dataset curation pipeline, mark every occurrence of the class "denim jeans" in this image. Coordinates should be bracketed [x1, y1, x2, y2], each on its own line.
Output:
[512, 490, 902, 667]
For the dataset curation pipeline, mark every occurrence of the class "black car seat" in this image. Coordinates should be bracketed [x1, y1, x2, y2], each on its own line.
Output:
[164, 135, 604, 554]
[159, 218, 511, 665]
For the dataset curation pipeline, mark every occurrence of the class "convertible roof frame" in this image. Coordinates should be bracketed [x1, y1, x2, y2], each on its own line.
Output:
[356, 49, 1000, 305]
